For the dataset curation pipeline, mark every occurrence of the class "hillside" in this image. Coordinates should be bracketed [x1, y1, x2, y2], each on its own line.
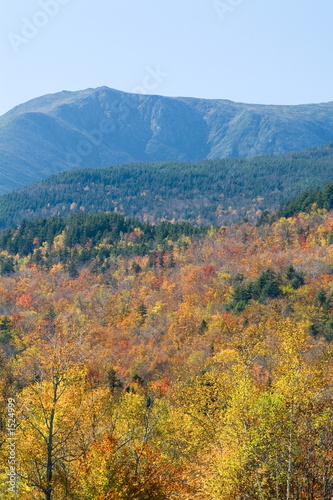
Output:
[1, 87, 333, 193]
[278, 182, 333, 219]
[0, 212, 206, 274]
[1, 202, 333, 499]
[1, 142, 333, 229]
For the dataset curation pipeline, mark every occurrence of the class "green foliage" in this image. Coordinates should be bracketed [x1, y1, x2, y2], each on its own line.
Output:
[0, 316, 12, 343]
[0, 217, 66, 256]
[227, 266, 304, 312]
[279, 181, 333, 219]
[324, 316, 333, 342]
[0, 255, 15, 275]
[227, 269, 281, 311]
[198, 319, 208, 335]
[285, 265, 304, 289]
[107, 368, 123, 391]
[2, 146, 333, 229]
[249, 269, 282, 301]
[137, 304, 148, 324]
[311, 288, 333, 341]
[313, 288, 330, 309]
[0, 213, 208, 271]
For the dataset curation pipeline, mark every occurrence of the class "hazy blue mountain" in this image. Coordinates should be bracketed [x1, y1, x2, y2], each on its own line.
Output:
[1, 86, 333, 193]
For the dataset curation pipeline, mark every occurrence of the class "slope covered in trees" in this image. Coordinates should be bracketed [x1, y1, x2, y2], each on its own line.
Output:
[278, 181, 333, 218]
[0, 212, 206, 275]
[1, 205, 333, 498]
[1, 143, 333, 229]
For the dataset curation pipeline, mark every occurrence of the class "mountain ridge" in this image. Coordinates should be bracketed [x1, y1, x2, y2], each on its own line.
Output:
[1, 87, 333, 193]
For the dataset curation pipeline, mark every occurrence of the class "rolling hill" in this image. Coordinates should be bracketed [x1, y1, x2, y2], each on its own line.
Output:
[0, 142, 333, 229]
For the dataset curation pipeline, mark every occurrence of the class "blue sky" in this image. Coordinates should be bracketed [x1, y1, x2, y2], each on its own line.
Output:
[1, 0, 333, 116]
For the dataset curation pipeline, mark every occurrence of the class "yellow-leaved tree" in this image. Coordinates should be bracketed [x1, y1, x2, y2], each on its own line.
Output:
[8, 325, 109, 500]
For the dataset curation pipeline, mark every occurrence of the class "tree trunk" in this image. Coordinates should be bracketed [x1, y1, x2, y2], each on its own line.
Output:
[45, 376, 59, 500]
[286, 417, 293, 500]
[45, 408, 55, 500]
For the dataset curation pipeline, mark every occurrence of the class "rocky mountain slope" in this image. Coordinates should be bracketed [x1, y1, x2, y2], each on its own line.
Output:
[1, 87, 333, 193]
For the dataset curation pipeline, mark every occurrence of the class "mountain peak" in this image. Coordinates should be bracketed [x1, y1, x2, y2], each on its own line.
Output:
[1, 88, 333, 194]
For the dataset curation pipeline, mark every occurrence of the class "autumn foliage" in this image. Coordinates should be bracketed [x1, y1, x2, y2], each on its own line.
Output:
[0, 206, 333, 498]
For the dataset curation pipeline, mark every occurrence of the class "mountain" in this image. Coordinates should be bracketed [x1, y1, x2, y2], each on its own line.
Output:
[1, 86, 333, 193]
[1, 142, 333, 230]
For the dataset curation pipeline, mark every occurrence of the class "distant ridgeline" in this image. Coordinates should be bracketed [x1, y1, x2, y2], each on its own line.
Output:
[1, 143, 333, 229]
[2, 86, 333, 194]
[0, 212, 207, 276]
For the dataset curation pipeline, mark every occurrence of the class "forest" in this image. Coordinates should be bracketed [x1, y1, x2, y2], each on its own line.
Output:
[0, 191, 333, 499]
[1, 142, 333, 229]
[278, 182, 333, 219]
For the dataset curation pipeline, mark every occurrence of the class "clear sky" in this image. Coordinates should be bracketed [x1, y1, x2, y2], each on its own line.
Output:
[1, 0, 333, 116]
